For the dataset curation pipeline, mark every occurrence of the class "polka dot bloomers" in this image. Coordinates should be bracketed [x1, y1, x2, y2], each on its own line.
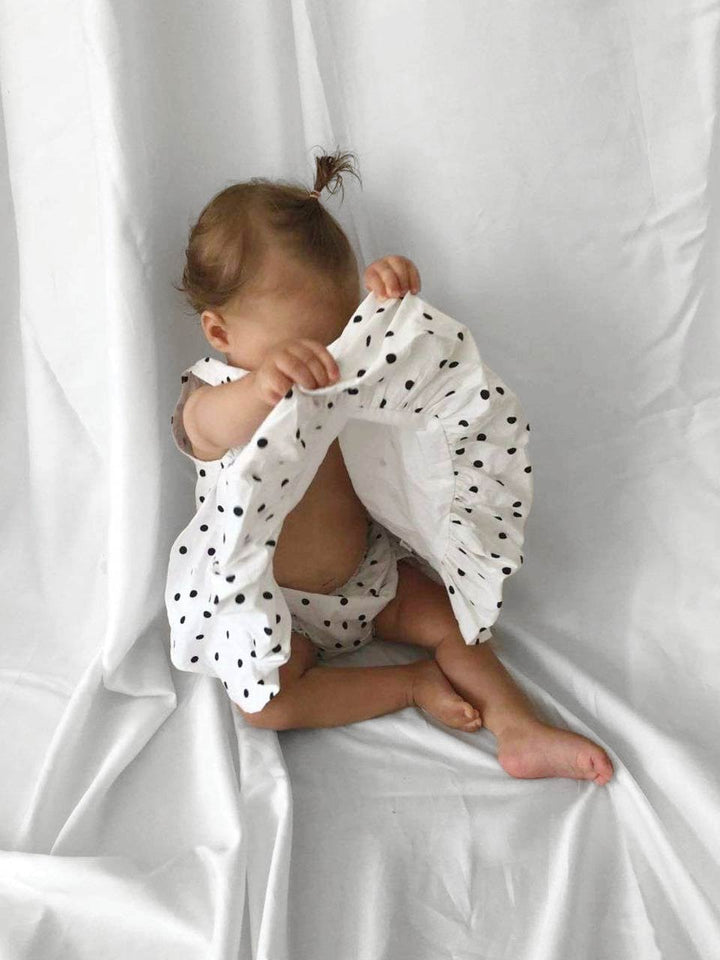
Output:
[164, 290, 534, 714]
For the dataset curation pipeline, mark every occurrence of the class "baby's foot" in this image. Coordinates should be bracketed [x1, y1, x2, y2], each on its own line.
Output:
[410, 660, 483, 732]
[496, 720, 613, 785]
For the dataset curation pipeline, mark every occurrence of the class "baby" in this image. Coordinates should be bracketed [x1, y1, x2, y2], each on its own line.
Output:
[174, 149, 613, 786]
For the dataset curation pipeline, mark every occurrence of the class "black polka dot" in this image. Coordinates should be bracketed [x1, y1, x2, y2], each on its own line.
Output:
[217, 505, 224, 512]
[179, 545, 187, 554]
[507, 447, 516, 454]
[235, 594, 245, 603]
[357, 369, 366, 377]
[301, 597, 310, 605]
[173, 593, 180, 601]
[285, 389, 293, 399]
[456, 447, 465, 455]
[323, 619, 331, 627]
[263, 591, 273, 599]
[200, 524, 208, 531]
[207, 547, 215, 556]
[496, 386, 505, 394]
[480, 390, 490, 400]
[179, 616, 185, 624]
[457, 331, 464, 340]
[353, 314, 362, 323]
[477, 433, 486, 441]
[199, 469, 206, 477]
[380, 398, 387, 408]
[405, 380, 414, 390]
[502, 567, 511, 574]
[473, 460, 483, 468]
[386, 353, 397, 363]
[448, 585, 455, 594]
[459, 419, 468, 427]
[264, 627, 272, 635]
[340, 597, 349, 605]
[191, 656, 199, 663]
[499, 532, 507, 539]
[457, 568, 465, 576]
[234, 506, 243, 516]
[507, 416, 517, 424]
[190, 589, 198, 597]
[448, 361, 459, 368]
[524, 466, 532, 473]
[203, 611, 212, 618]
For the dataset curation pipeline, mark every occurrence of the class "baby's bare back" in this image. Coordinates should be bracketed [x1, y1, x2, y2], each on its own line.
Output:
[273, 437, 370, 593]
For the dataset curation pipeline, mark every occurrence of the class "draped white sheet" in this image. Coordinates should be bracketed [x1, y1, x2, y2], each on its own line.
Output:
[1, 1, 718, 958]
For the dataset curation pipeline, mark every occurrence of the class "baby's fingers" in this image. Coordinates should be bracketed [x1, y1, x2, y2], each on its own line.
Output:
[364, 262, 402, 299]
[383, 255, 417, 296]
[300, 339, 340, 384]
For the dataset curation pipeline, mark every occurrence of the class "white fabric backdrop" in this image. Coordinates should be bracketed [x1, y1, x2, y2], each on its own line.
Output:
[1, 1, 718, 957]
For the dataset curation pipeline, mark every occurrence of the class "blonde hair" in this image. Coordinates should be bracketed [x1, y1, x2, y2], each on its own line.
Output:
[173, 147, 362, 315]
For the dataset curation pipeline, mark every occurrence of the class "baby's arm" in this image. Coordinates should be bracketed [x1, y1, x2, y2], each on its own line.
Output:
[183, 338, 339, 461]
[183, 374, 272, 461]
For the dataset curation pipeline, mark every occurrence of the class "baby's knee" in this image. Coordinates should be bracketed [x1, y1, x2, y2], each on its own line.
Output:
[234, 631, 318, 729]
[235, 693, 294, 730]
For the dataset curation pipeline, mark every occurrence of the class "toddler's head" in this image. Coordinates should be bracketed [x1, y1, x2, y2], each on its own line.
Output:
[175, 149, 362, 370]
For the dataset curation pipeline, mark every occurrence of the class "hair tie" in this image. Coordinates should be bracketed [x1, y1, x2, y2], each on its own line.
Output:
[308, 189, 321, 199]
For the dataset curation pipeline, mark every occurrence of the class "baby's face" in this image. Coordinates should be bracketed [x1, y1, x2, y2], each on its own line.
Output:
[200, 244, 361, 371]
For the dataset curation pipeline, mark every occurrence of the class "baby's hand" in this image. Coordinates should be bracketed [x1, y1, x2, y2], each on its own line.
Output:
[255, 338, 340, 406]
[363, 255, 421, 300]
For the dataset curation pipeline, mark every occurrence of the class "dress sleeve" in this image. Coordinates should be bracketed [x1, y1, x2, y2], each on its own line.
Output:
[169, 369, 217, 466]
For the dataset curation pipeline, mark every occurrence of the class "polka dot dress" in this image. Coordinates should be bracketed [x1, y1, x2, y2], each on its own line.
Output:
[165, 291, 533, 713]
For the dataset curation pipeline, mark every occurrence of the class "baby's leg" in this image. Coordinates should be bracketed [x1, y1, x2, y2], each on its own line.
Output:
[235, 631, 478, 731]
[374, 561, 614, 785]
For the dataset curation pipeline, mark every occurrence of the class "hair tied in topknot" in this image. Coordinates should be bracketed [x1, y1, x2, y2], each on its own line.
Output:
[311, 147, 362, 204]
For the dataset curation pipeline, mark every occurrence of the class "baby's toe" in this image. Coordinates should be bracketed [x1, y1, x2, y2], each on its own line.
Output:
[585, 747, 613, 784]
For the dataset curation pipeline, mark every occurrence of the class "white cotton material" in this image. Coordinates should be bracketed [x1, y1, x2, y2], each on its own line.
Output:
[165, 291, 533, 712]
